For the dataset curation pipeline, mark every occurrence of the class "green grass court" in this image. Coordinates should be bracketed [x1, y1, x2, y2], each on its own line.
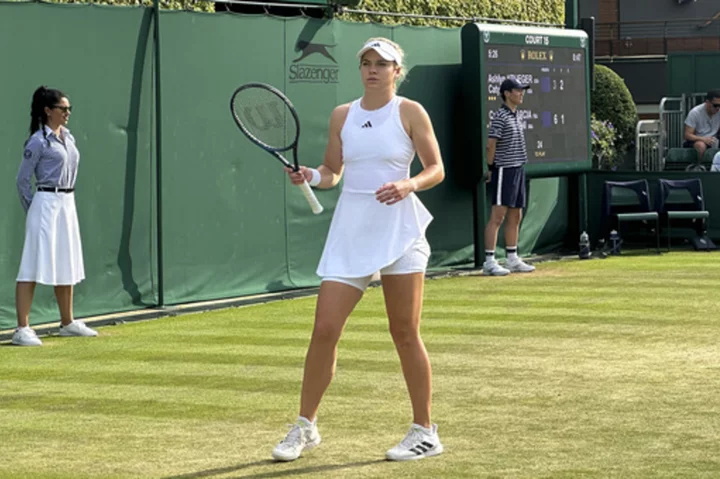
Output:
[2, 252, 719, 478]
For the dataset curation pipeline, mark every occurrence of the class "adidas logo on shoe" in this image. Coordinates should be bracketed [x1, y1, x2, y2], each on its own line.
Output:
[386, 423, 444, 461]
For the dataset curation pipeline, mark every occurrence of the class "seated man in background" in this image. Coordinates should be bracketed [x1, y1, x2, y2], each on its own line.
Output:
[684, 90, 720, 164]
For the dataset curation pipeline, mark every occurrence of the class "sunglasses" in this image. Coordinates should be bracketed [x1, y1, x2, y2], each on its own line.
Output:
[52, 105, 73, 113]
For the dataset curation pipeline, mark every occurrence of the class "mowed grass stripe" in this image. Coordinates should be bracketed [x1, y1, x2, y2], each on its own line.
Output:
[1, 252, 719, 478]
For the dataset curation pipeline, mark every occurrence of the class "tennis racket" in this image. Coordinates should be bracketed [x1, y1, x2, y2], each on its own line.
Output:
[230, 82, 323, 215]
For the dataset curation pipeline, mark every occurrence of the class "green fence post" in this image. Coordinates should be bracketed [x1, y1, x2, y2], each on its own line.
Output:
[153, 0, 164, 306]
[473, 183, 487, 269]
[579, 172, 588, 234]
[565, 0, 578, 29]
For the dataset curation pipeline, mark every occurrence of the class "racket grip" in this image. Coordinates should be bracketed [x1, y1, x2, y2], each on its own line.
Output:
[299, 180, 324, 215]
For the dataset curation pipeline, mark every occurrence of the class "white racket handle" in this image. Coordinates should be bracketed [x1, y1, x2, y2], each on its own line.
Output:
[299, 180, 324, 215]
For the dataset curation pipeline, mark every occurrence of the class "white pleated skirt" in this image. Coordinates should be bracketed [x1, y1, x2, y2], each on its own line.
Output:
[17, 191, 85, 285]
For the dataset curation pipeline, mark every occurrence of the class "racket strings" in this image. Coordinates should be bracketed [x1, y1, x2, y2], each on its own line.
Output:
[233, 88, 298, 151]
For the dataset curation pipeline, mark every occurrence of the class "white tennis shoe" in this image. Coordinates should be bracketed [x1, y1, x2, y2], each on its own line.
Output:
[59, 320, 98, 337]
[271, 418, 321, 462]
[386, 423, 444, 461]
[506, 258, 536, 273]
[483, 259, 510, 276]
[11, 327, 43, 346]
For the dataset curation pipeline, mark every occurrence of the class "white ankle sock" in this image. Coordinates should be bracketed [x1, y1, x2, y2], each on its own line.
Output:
[413, 423, 433, 434]
[297, 416, 314, 427]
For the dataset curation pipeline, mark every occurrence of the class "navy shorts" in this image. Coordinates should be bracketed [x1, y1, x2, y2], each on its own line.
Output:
[488, 166, 526, 208]
[684, 139, 719, 148]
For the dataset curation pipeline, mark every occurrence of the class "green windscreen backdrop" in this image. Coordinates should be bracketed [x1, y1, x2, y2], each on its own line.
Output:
[0, 3, 157, 329]
[156, 14, 473, 305]
[0, 4, 574, 330]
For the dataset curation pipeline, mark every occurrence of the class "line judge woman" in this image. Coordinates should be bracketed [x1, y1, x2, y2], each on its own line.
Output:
[12, 86, 97, 346]
[271, 38, 445, 462]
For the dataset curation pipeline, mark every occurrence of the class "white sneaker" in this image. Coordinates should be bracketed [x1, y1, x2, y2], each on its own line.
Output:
[11, 327, 42, 346]
[482, 259, 510, 276]
[271, 418, 321, 462]
[506, 258, 536, 273]
[386, 424, 444, 461]
[58, 320, 98, 337]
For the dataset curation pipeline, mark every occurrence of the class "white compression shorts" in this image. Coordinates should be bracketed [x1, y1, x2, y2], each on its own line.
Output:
[322, 236, 430, 292]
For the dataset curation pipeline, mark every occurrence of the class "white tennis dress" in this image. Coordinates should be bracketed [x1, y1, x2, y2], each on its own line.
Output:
[316, 96, 433, 278]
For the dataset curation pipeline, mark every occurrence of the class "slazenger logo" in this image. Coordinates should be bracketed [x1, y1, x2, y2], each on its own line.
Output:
[289, 40, 339, 84]
[293, 41, 338, 63]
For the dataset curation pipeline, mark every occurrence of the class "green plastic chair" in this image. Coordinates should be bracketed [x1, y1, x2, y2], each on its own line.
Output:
[657, 178, 710, 250]
[602, 179, 660, 254]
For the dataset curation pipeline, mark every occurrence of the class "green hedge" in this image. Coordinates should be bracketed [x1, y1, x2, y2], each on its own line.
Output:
[591, 65, 638, 157]
[340, 0, 565, 28]
[32, 0, 564, 22]
[32, 0, 213, 12]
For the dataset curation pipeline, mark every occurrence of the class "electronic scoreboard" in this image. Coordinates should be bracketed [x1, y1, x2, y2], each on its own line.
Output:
[461, 23, 591, 178]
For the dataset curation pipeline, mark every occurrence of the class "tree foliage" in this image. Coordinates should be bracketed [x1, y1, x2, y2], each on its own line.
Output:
[339, 0, 565, 28]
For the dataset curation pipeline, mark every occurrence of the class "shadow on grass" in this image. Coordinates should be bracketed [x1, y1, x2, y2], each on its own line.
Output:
[163, 459, 386, 479]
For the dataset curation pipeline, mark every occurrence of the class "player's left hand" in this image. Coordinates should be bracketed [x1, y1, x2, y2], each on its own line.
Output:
[375, 179, 416, 205]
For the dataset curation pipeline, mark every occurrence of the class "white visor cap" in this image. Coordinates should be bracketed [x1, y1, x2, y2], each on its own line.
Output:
[356, 40, 403, 66]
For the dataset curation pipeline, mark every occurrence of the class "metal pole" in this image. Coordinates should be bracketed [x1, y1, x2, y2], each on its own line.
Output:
[578, 173, 588, 243]
[565, 0, 578, 29]
[472, 184, 486, 269]
[153, 0, 165, 307]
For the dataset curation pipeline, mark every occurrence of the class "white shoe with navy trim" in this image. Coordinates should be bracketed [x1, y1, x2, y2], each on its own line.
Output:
[386, 424, 444, 461]
[11, 327, 42, 346]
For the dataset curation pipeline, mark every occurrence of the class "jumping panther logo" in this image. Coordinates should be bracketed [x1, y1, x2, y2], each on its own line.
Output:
[293, 41, 337, 64]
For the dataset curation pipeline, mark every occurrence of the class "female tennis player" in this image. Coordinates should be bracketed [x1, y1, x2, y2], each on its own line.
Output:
[12, 86, 97, 346]
[272, 37, 445, 462]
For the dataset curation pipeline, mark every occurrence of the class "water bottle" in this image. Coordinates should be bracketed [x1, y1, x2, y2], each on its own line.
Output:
[579, 231, 591, 259]
[609, 229, 621, 255]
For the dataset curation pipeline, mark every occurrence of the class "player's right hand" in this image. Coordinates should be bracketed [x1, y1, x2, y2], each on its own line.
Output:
[485, 170, 492, 183]
[285, 166, 311, 185]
